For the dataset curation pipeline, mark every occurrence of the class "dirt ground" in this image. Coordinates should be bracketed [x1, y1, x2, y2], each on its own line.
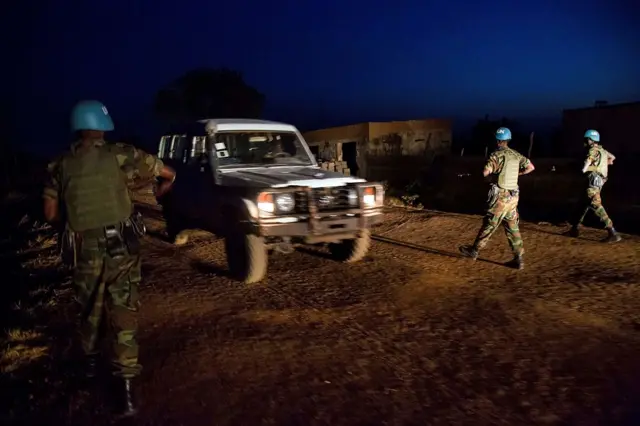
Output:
[2, 198, 640, 426]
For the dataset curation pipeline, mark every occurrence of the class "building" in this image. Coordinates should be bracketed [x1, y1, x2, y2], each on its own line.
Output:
[302, 119, 452, 182]
[562, 101, 640, 157]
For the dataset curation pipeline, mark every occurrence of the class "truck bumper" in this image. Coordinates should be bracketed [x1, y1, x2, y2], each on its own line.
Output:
[254, 208, 384, 241]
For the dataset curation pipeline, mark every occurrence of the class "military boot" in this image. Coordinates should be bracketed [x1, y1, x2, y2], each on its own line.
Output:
[459, 245, 479, 260]
[601, 228, 622, 243]
[563, 225, 580, 238]
[505, 255, 524, 270]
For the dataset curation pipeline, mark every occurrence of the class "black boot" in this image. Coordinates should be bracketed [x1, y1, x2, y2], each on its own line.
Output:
[459, 245, 479, 260]
[563, 225, 580, 238]
[601, 227, 622, 243]
[505, 255, 524, 270]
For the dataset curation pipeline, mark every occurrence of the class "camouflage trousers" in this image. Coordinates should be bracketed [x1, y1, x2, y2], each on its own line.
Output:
[74, 236, 142, 378]
[472, 186, 524, 256]
[573, 186, 613, 229]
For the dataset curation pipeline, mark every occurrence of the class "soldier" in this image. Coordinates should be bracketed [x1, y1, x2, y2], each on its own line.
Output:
[564, 129, 621, 242]
[459, 127, 535, 269]
[43, 100, 176, 416]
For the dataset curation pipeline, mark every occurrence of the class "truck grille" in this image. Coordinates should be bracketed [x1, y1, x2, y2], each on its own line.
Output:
[295, 187, 355, 212]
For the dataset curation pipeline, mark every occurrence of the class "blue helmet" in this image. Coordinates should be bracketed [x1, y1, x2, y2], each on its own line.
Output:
[495, 127, 512, 141]
[71, 100, 114, 132]
[584, 129, 600, 142]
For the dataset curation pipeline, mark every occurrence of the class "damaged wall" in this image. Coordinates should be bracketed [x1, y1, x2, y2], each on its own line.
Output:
[303, 119, 452, 183]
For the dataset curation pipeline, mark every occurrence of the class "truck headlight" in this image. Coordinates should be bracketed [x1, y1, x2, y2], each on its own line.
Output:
[257, 192, 295, 214]
[275, 193, 295, 212]
[362, 185, 384, 208]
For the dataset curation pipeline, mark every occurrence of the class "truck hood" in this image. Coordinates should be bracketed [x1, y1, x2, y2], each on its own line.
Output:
[219, 166, 366, 188]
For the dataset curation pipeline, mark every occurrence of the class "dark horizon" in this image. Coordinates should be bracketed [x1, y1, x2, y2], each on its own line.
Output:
[4, 0, 640, 157]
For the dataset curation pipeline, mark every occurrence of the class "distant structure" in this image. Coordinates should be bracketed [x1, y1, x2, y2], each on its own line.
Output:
[302, 119, 452, 184]
[562, 101, 640, 157]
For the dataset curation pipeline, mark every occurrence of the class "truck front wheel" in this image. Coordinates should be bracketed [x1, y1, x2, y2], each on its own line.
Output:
[225, 232, 268, 284]
[328, 229, 371, 263]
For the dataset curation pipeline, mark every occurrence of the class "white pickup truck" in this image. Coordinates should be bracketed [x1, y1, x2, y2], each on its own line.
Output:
[156, 118, 384, 283]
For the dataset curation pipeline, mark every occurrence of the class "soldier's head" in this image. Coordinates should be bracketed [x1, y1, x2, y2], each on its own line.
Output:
[70, 100, 114, 142]
[495, 127, 511, 147]
[583, 129, 600, 147]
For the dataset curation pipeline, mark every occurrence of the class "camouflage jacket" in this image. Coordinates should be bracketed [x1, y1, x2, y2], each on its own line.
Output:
[43, 139, 165, 201]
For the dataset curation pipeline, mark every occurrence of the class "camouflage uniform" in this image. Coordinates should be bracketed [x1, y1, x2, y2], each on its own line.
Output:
[43, 140, 164, 379]
[572, 145, 614, 229]
[461, 147, 532, 267]
[474, 186, 524, 255]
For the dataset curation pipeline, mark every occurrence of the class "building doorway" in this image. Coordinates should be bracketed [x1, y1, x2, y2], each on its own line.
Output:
[342, 142, 359, 176]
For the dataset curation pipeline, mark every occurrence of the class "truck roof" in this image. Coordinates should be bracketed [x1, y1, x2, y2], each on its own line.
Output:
[200, 118, 299, 133]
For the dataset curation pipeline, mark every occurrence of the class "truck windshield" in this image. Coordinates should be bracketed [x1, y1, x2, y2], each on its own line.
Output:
[211, 131, 314, 168]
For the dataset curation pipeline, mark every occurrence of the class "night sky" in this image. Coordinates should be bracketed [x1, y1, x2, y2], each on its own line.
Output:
[5, 0, 640, 156]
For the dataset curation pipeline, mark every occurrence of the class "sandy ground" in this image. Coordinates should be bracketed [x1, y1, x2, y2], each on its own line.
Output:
[2, 200, 640, 426]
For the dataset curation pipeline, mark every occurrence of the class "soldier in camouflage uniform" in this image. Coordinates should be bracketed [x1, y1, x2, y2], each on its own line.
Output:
[564, 129, 621, 242]
[43, 100, 176, 416]
[459, 127, 535, 269]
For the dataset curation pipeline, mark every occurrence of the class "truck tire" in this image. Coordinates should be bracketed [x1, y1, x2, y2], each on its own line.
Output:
[225, 232, 268, 284]
[328, 229, 371, 263]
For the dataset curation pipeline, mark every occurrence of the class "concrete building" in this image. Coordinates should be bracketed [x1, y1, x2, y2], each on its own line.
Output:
[302, 119, 452, 182]
[562, 101, 640, 157]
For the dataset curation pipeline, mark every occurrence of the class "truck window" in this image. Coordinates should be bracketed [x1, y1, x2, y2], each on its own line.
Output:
[187, 136, 209, 166]
[158, 135, 172, 159]
[167, 135, 188, 162]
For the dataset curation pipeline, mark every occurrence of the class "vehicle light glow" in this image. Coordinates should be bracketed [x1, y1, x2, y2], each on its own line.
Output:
[257, 193, 275, 213]
[363, 187, 376, 207]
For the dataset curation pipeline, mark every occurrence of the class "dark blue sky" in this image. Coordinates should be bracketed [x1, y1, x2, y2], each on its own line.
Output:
[5, 0, 640, 155]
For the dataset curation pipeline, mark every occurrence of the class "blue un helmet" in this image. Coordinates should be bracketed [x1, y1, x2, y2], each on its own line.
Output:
[584, 129, 600, 143]
[495, 127, 512, 141]
[70, 100, 115, 132]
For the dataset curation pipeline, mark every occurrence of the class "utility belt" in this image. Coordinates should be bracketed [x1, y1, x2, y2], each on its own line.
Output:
[487, 184, 519, 204]
[586, 172, 606, 190]
[60, 212, 147, 267]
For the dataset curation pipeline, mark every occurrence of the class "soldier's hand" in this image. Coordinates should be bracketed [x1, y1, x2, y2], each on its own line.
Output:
[155, 180, 173, 197]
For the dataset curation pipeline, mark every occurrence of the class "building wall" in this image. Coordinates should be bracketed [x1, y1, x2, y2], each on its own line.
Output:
[562, 102, 640, 158]
[302, 119, 452, 182]
[367, 126, 452, 157]
[303, 123, 368, 145]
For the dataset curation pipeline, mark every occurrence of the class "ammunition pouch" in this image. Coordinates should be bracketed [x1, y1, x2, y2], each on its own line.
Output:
[486, 184, 518, 206]
[129, 212, 147, 238]
[122, 221, 141, 256]
[587, 172, 605, 190]
[103, 215, 141, 258]
[487, 184, 500, 206]
[104, 226, 128, 259]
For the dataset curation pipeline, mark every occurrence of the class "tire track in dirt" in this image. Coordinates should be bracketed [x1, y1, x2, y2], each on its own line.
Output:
[380, 214, 640, 338]
[141, 206, 640, 356]
[141, 228, 503, 423]
[135, 201, 640, 424]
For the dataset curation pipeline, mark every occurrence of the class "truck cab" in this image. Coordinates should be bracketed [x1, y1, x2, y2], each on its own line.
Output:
[156, 118, 384, 283]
